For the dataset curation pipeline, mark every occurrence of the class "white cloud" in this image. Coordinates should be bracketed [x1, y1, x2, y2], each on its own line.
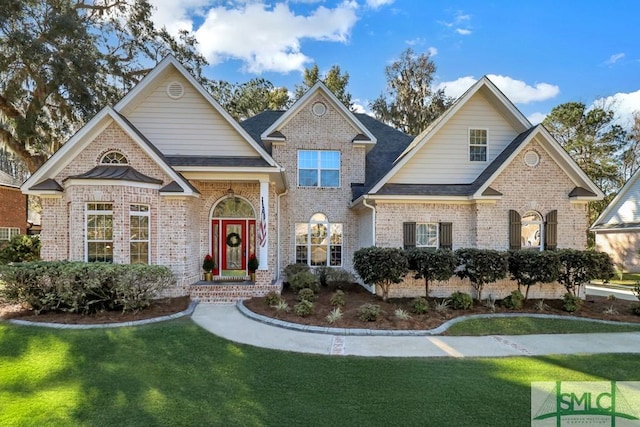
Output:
[366, 0, 394, 8]
[527, 112, 547, 125]
[436, 75, 560, 104]
[455, 28, 471, 36]
[150, 1, 359, 74]
[605, 52, 625, 65]
[427, 46, 438, 57]
[592, 89, 640, 127]
[439, 10, 472, 35]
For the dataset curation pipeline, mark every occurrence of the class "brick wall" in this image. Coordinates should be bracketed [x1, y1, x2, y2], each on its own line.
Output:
[274, 93, 366, 275]
[0, 185, 27, 234]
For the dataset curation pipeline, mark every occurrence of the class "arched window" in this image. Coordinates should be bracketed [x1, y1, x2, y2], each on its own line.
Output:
[521, 211, 543, 250]
[295, 213, 343, 266]
[100, 151, 128, 165]
[212, 197, 255, 218]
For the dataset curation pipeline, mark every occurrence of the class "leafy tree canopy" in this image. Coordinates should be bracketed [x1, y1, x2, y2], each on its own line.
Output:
[294, 64, 352, 109]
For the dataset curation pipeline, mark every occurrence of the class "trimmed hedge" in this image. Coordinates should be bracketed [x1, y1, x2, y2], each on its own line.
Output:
[0, 261, 175, 314]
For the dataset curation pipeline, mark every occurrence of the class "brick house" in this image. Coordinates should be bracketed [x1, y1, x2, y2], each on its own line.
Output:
[22, 56, 602, 301]
[0, 170, 27, 240]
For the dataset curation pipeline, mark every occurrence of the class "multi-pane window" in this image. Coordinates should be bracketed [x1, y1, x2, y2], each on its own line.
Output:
[298, 150, 340, 187]
[130, 204, 150, 264]
[100, 151, 128, 164]
[86, 203, 113, 262]
[416, 223, 438, 248]
[521, 211, 543, 250]
[295, 213, 343, 266]
[0, 227, 20, 241]
[469, 129, 487, 162]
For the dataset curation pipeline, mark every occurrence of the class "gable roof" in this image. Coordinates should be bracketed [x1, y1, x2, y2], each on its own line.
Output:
[22, 106, 198, 196]
[259, 82, 377, 145]
[114, 55, 279, 168]
[591, 167, 640, 230]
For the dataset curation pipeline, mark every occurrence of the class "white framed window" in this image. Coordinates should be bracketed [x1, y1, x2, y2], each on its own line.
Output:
[100, 151, 128, 165]
[298, 150, 340, 187]
[295, 213, 343, 266]
[521, 211, 543, 250]
[130, 204, 150, 264]
[86, 203, 113, 262]
[416, 223, 438, 248]
[469, 128, 488, 162]
[0, 227, 21, 241]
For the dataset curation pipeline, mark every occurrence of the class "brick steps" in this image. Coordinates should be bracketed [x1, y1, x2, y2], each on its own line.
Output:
[189, 281, 256, 303]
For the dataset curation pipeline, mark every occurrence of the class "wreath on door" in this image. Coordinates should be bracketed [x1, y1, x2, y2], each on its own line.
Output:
[226, 232, 242, 248]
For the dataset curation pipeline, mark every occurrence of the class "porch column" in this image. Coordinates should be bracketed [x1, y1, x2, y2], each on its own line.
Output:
[258, 180, 269, 270]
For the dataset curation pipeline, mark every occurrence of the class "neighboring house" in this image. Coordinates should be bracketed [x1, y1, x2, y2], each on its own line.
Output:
[0, 170, 27, 240]
[592, 169, 640, 272]
[22, 56, 603, 301]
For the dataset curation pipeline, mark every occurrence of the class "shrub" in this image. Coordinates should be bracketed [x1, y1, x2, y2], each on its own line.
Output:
[449, 291, 473, 310]
[407, 248, 456, 296]
[288, 271, 320, 293]
[314, 266, 330, 287]
[0, 261, 174, 314]
[562, 293, 582, 313]
[0, 234, 41, 264]
[330, 290, 346, 307]
[264, 291, 281, 306]
[507, 250, 560, 301]
[394, 308, 411, 320]
[557, 249, 614, 296]
[455, 248, 508, 301]
[353, 247, 409, 301]
[326, 268, 355, 289]
[297, 288, 316, 302]
[502, 289, 524, 310]
[433, 299, 450, 313]
[411, 297, 429, 314]
[274, 300, 290, 313]
[325, 308, 343, 324]
[358, 303, 382, 321]
[294, 300, 314, 317]
[284, 263, 310, 284]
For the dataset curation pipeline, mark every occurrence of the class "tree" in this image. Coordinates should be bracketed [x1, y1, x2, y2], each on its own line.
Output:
[620, 111, 640, 181]
[0, 0, 209, 173]
[407, 248, 457, 296]
[371, 48, 453, 136]
[455, 248, 508, 301]
[225, 78, 289, 121]
[507, 250, 560, 302]
[353, 247, 409, 301]
[294, 64, 352, 109]
[556, 249, 614, 296]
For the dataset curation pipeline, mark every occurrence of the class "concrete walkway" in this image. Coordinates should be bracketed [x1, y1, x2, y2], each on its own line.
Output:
[191, 304, 640, 358]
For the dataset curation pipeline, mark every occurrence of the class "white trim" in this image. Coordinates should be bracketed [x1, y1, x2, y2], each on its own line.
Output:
[592, 227, 640, 233]
[129, 204, 151, 264]
[297, 150, 341, 188]
[85, 202, 114, 263]
[591, 167, 640, 229]
[64, 179, 162, 190]
[260, 81, 377, 145]
[0, 227, 21, 241]
[294, 213, 343, 267]
[416, 222, 439, 248]
[468, 128, 489, 163]
[521, 210, 544, 251]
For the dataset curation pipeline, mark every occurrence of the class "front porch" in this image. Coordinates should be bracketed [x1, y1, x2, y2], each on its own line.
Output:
[189, 274, 282, 303]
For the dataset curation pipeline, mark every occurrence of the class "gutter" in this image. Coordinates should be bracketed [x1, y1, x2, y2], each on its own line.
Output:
[362, 196, 376, 246]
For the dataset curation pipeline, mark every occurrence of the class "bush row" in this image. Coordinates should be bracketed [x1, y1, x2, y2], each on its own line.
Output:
[0, 261, 175, 314]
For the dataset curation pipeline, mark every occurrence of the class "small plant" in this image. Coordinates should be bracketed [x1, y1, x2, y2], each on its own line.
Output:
[264, 291, 281, 306]
[603, 305, 618, 315]
[326, 268, 355, 289]
[394, 308, 411, 320]
[325, 307, 343, 324]
[411, 297, 429, 314]
[633, 305, 640, 316]
[202, 254, 216, 272]
[502, 289, 524, 310]
[248, 254, 259, 272]
[483, 296, 496, 313]
[330, 290, 346, 307]
[634, 282, 640, 301]
[294, 300, 315, 317]
[358, 303, 382, 321]
[288, 271, 320, 293]
[284, 263, 311, 282]
[606, 294, 617, 301]
[449, 291, 473, 310]
[534, 300, 549, 312]
[274, 300, 290, 313]
[314, 266, 330, 287]
[297, 288, 316, 302]
[562, 293, 582, 313]
[433, 299, 450, 313]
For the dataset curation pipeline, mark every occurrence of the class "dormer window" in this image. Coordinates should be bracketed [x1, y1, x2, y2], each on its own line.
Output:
[100, 151, 128, 165]
[469, 129, 487, 162]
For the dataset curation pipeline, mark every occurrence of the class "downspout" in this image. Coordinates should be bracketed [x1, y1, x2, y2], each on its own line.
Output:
[362, 196, 376, 246]
[276, 169, 289, 281]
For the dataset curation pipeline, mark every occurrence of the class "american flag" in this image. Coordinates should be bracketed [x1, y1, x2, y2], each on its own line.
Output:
[258, 197, 267, 247]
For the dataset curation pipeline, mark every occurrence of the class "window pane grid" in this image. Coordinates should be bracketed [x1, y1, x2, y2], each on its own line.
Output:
[298, 150, 340, 187]
[469, 129, 487, 162]
[87, 203, 113, 263]
[130, 204, 150, 264]
[0, 227, 21, 241]
[416, 223, 438, 247]
[295, 217, 342, 267]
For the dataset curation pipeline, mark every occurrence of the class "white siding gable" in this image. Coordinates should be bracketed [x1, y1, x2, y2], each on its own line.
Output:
[389, 91, 519, 184]
[126, 71, 257, 157]
[600, 178, 640, 225]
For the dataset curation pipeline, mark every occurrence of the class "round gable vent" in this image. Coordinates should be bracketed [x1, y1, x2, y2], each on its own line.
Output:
[312, 102, 327, 117]
[524, 150, 540, 167]
[166, 81, 184, 99]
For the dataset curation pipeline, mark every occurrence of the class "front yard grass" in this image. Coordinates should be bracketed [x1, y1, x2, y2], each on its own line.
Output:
[1, 319, 639, 426]
[447, 316, 640, 336]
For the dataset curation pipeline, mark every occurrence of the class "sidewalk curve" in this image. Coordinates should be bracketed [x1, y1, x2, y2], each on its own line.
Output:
[191, 303, 640, 358]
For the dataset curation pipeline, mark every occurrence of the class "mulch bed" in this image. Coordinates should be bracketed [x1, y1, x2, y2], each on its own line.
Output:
[243, 283, 640, 331]
[0, 296, 191, 324]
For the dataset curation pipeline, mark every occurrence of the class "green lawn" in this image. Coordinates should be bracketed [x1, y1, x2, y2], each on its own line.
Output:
[594, 272, 640, 286]
[1, 319, 639, 427]
[447, 316, 640, 336]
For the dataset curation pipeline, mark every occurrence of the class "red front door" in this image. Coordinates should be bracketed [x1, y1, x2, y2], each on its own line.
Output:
[221, 220, 246, 273]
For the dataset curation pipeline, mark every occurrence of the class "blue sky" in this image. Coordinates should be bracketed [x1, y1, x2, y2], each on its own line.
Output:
[150, 0, 640, 126]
